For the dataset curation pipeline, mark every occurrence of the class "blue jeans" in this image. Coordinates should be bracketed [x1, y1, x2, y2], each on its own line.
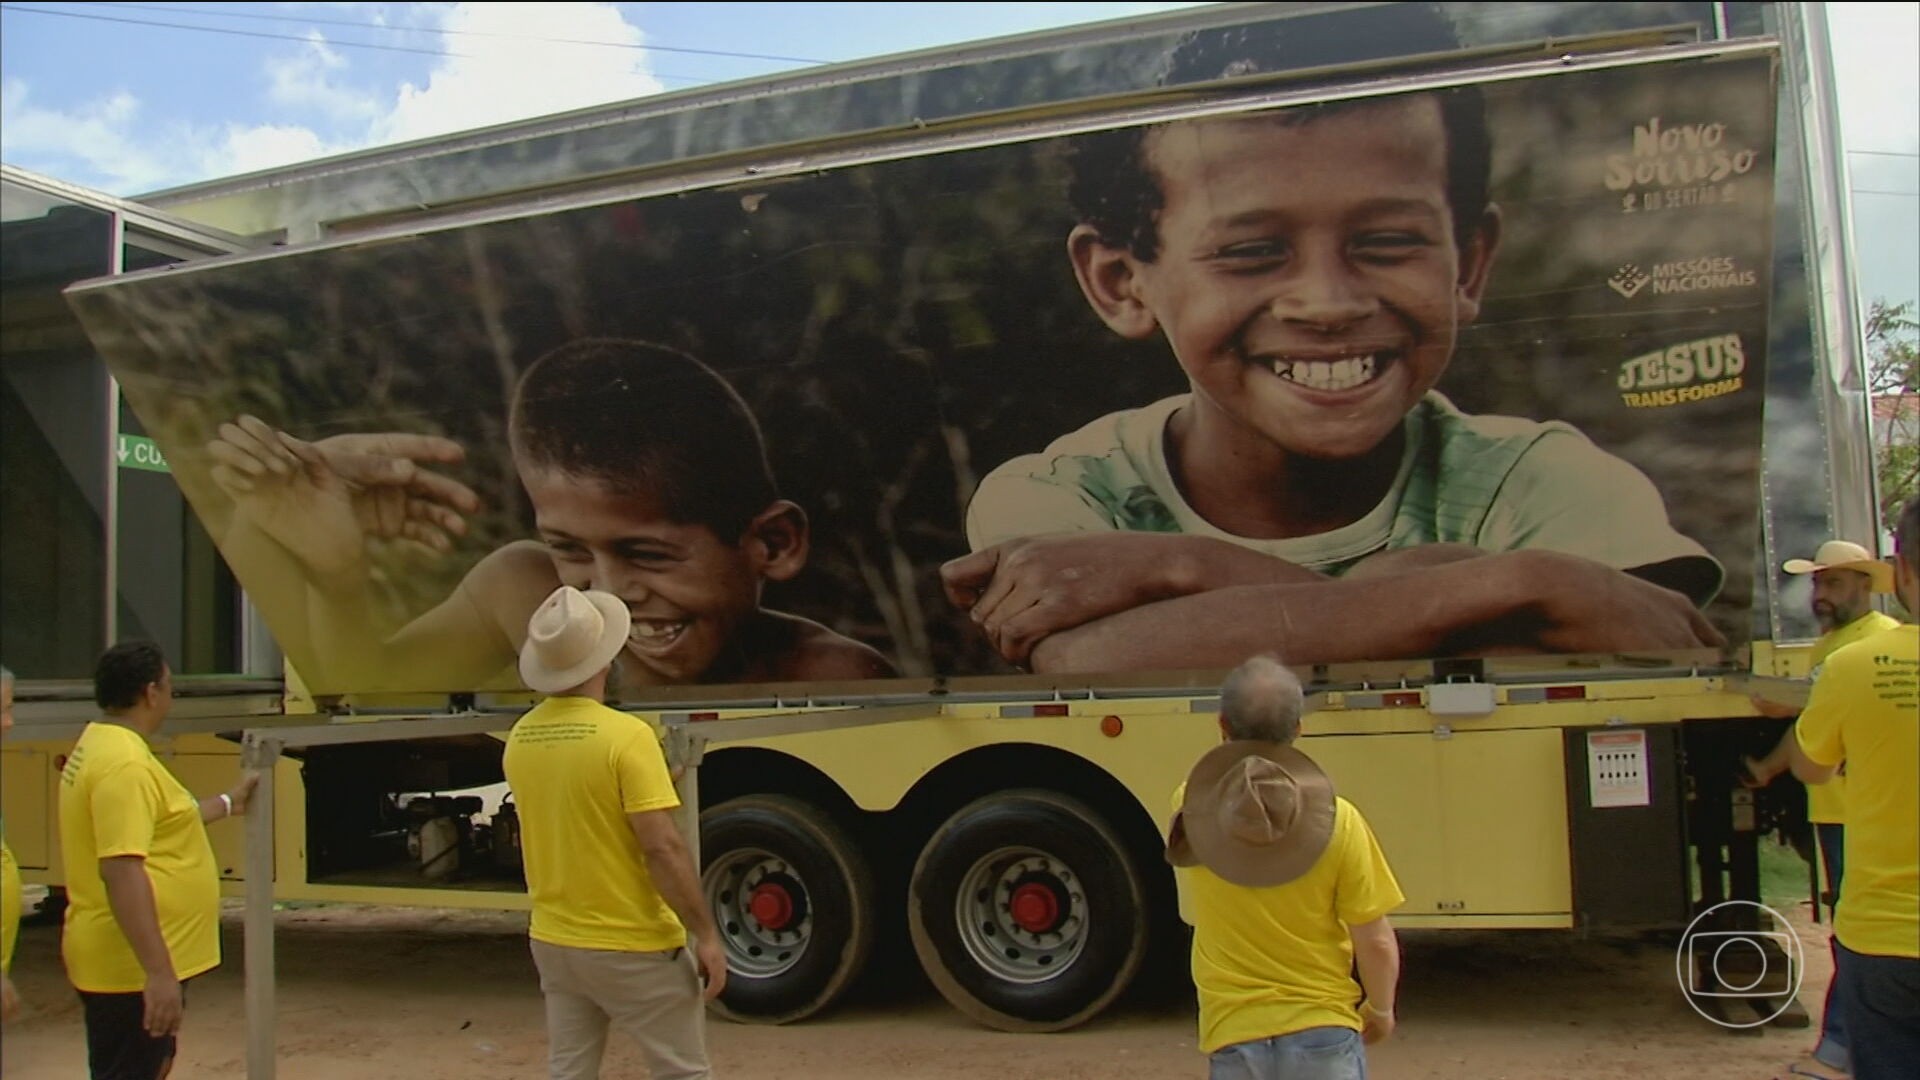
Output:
[1831, 941, 1920, 1080]
[1810, 825, 1848, 1071]
[1209, 1026, 1366, 1080]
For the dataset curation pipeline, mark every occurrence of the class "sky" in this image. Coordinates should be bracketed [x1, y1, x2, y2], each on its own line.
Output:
[0, 1, 1914, 310]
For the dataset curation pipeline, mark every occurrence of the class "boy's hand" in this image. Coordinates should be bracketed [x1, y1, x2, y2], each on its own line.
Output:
[942, 533, 1306, 666]
[207, 416, 478, 579]
[1506, 551, 1723, 654]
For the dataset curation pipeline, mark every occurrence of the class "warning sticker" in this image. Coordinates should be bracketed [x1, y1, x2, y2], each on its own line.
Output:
[1588, 729, 1651, 809]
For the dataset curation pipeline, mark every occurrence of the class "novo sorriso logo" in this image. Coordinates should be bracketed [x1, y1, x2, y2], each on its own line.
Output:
[1606, 115, 1760, 214]
[1609, 256, 1757, 301]
[1618, 334, 1748, 409]
[1674, 900, 1806, 1029]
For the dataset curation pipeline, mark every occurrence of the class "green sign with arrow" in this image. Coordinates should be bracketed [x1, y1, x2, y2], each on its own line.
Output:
[117, 434, 171, 473]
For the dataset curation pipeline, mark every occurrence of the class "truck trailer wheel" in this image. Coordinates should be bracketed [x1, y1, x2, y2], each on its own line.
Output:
[907, 790, 1147, 1032]
[701, 795, 874, 1024]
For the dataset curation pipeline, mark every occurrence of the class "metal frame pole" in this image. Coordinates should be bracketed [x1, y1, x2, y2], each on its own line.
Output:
[243, 735, 283, 1080]
[666, 723, 708, 871]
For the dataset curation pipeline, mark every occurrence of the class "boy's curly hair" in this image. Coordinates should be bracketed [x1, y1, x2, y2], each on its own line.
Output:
[509, 339, 778, 540]
[1068, 3, 1491, 262]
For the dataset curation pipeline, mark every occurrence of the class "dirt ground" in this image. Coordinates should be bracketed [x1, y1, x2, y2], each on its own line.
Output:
[1, 899, 1838, 1080]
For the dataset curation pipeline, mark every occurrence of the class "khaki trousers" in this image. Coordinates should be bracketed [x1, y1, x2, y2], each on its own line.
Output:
[529, 938, 712, 1080]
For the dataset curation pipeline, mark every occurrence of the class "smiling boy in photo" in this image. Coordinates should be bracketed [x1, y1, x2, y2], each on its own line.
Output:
[944, 12, 1723, 672]
[212, 338, 894, 692]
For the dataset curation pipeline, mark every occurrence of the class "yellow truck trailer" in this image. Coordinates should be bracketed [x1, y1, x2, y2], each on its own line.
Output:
[1, 0, 1893, 1036]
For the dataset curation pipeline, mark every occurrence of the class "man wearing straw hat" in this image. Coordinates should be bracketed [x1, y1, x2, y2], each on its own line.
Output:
[1167, 656, 1404, 1079]
[1743, 539, 1898, 1078]
[503, 585, 726, 1080]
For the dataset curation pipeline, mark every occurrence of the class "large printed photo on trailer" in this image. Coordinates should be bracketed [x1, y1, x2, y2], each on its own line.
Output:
[69, 31, 1780, 699]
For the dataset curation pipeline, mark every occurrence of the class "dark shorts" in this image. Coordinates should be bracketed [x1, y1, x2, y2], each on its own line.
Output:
[1832, 941, 1920, 1080]
[78, 981, 189, 1080]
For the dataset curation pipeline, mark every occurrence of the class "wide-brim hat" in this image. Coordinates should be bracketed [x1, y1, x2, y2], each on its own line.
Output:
[518, 586, 631, 694]
[1784, 540, 1894, 594]
[1166, 740, 1336, 888]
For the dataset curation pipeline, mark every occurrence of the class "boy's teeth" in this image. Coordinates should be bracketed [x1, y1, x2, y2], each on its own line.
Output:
[631, 620, 688, 641]
[1272, 354, 1378, 391]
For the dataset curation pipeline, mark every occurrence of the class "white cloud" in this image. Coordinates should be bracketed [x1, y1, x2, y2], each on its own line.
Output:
[209, 123, 341, 178]
[0, 77, 176, 192]
[2, 2, 660, 193]
[373, 2, 663, 146]
[1, 75, 351, 194]
[1828, 3, 1920, 156]
[1827, 3, 1920, 309]
[267, 33, 381, 125]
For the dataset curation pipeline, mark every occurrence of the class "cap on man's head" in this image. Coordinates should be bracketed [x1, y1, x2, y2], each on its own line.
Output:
[1783, 540, 1893, 594]
[518, 586, 631, 694]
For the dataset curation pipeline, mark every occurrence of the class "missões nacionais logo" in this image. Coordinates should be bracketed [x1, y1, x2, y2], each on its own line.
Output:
[1618, 334, 1747, 408]
[1608, 264, 1652, 299]
[1610, 257, 1758, 300]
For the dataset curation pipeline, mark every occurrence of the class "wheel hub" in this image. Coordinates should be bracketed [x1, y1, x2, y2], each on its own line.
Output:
[953, 846, 1090, 985]
[704, 848, 813, 978]
[1009, 882, 1061, 933]
[750, 882, 796, 931]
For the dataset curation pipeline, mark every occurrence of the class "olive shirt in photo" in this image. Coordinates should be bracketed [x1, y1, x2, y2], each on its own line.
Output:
[968, 391, 1722, 604]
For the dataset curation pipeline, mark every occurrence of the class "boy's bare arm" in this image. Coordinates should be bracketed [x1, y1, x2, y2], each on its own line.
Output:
[305, 541, 553, 691]
[1027, 550, 1722, 672]
[203, 417, 524, 689]
[942, 533, 1325, 662]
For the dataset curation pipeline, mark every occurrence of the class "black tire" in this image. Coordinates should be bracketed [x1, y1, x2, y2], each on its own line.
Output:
[700, 795, 874, 1024]
[907, 790, 1148, 1032]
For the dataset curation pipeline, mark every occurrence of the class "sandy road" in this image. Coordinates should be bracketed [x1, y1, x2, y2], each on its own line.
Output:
[0, 902, 1834, 1079]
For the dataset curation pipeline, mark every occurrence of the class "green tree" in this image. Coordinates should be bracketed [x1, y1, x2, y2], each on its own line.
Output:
[1868, 298, 1919, 527]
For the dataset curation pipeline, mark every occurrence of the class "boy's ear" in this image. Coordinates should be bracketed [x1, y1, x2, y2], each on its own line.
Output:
[745, 500, 810, 583]
[1454, 204, 1504, 324]
[1068, 224, 1161, 340]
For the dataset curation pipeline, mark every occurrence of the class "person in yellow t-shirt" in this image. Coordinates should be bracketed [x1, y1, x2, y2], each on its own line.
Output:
[1166, 656, 1404, 1079]
[2, 665, 21, 1024]
[1747, 540, 1900, 896]
[502, 586, 725, 1080]
[1742, 539, 1899, 1078]
[59, 642, 258, 1080]
[1780, 497, 1919, 1080]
